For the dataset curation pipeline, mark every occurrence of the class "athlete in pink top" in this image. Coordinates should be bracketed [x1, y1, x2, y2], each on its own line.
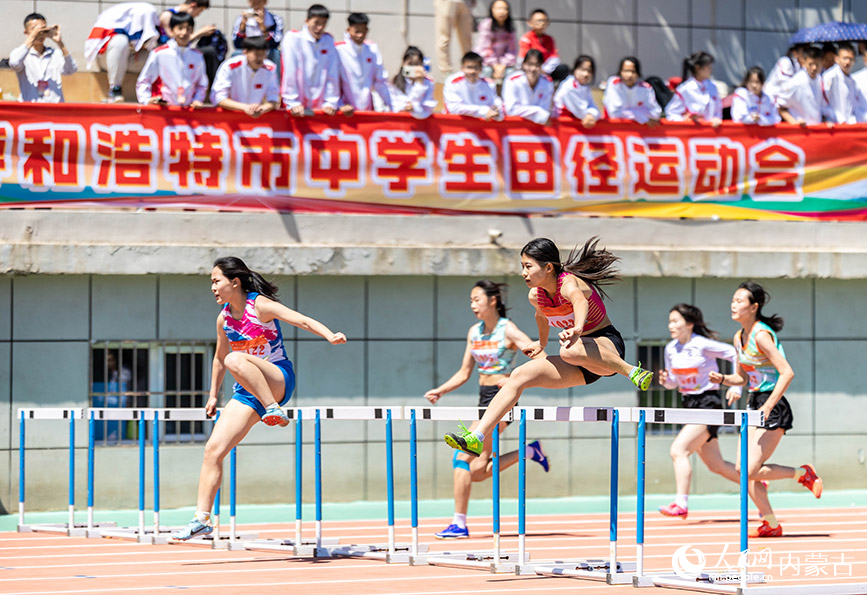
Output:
[445, 237, 653, 458]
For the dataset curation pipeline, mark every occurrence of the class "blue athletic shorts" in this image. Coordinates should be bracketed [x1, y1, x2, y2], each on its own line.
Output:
[231, 359, 295, 417]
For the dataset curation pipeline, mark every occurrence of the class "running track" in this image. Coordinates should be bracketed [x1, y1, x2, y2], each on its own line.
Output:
[3, 507, 865, 594]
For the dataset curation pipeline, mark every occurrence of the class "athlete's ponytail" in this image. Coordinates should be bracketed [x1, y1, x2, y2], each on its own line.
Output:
[474, 279, 508, 318]
[213, 256, 279, 301]
[670, 303, 718, 340]
[738, 281, 784, 332]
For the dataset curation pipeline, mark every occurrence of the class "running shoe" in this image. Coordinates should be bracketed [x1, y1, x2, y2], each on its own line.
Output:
[797, 464, 823, 498]
[444, 421, 483, 457]
[658, 502, 688, 519]
[435, 523, 469, 539]
[171, 518, 213, 541]
[629, 363, 654, 391]
[105, 86, 124, 103]
[261, 403, 290, 427]
[749, 520, 783, 538]
[528, 440, 550, 472]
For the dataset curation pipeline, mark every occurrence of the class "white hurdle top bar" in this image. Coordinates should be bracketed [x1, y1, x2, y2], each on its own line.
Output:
[624, 407, 764, 427]
[297, 406, 403, 421]
[18, 408, 85, 420]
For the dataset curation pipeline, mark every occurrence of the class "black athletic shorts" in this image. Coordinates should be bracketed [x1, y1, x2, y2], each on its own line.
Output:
[682, 389, 723, 441]
[749, 390, 794, 432]
[576, 324, 627, 385]
[478, 384, 513, 426]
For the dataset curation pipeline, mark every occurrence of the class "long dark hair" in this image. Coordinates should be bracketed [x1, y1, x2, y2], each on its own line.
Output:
[474, 279, 507, 318]
[682, 50, 714, 81]
[740, 65, 765, 88]
[488, 0, 513, 32]
[393, 46, 424, 93]
[671, 303, 717, 339]
[573, 54, 596, 83]
[521, 237, 620, 299]
[213, 257, 279, 301]
[618, 56, 642, 78]
[738, 281, 784, 332]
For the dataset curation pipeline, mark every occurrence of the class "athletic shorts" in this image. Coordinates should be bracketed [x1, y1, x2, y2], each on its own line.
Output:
[576, 324, 627, 385]
[682, 389, 723, 441]
[748, 390, 794, 432]
[478, 384, 513, 426]
[231, 359, 296, 418]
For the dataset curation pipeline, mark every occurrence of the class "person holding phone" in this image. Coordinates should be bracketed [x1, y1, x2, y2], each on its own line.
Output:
[231, 0, 283, 68]
[9, 13, 77, 103]
[386, 46, 436, 118]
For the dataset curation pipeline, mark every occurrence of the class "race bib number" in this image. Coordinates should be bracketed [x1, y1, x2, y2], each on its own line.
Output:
[471, 340, 500, 370]
[230, 335, 270, 358]
[740, 364, 764, 390]
[671, 367, 700, 392]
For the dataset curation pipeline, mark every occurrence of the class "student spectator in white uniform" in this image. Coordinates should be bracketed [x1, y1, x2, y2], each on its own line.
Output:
[502, 49, 553, 125]
[232, 0, 283, 54]
[443, 51, 504, 121]
[335, 13, 392, 115]
[778, 46, 824, 126]
[85, 2, 162, 103]
[763, 44, 804, 106]
[822, 42, 866, 124]
[553, 55, 600, 127]
[853, 42, 867, 119]
[9, 13, 77, 103]
[602, 56, 661, 124]
[281, 4, 340, 116]
[665, 51, 722, 127]
[211, 36, 279, 116]
[386, 46, 437, 119]
[136, 12, 208, 107]
[731, 66, 781, 126]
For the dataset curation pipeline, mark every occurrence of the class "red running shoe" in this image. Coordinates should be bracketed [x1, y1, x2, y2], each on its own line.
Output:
[750, 520, 783, 538]
[658, 502, 688, 519]
[798, 464, 822, 498]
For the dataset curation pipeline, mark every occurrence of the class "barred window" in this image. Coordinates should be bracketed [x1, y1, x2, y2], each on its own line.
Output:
[90, 341, 217, 445]
[637, 341, 745, 436]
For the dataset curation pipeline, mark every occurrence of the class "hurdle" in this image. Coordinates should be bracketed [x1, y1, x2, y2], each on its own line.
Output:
[17, 407, 106, 537]
[404, 405, 521, 572]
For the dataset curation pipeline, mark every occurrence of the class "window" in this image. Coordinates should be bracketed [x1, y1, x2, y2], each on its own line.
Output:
[90, 341, 217, 444]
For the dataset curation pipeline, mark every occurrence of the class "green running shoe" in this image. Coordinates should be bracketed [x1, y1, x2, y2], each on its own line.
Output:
[629, 363, 654, 391]
[444, 421, 483, 457]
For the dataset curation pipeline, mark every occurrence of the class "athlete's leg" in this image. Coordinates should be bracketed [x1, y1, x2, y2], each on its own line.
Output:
[453, 453, 473, 515]
[559, 335, 632, 377]
[670, 424, 712, 496]
[696, 438, 740, 483]
[222, 352, 286, 408]
[735, 427, 784, 518]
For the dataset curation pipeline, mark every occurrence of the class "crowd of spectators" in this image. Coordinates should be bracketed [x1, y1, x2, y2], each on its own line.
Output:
[7, 0, 867, 126]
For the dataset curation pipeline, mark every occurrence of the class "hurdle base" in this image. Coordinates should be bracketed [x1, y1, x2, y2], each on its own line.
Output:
[417, 550, 523, 573]
[96, 525, 186, 544]
[652, 572, 767, 593]
[243, 537, 341, 556]
[18, 522, 110, 537]
[180, 532, 259, 550]
[521, 559, 637, 583]
[314, 542, 428, 563]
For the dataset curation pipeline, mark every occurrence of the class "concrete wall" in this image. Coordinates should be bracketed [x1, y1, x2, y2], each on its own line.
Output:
[2, 268, 866, 512]
[2, 0, 866, 91]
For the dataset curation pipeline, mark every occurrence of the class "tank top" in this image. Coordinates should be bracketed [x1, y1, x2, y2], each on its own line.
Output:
[469, 317, 517, 375]
[222, 292, 289, 364]
[735, 321, 785, 393]
[535, 271, 607, 331]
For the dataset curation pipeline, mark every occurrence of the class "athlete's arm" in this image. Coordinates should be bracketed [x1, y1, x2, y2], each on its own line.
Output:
[255, 296, 347, 344]
[754, 330, 794, 414]
[207, 314, 231, 416]
[504, 320, 536, 356]
[424, 328, 475, 403]
[524, 288, 548, 357]
[556, 276, 588, 345]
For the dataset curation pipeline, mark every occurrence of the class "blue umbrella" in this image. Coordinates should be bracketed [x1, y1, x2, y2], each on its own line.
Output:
[789, 21, 867, 44]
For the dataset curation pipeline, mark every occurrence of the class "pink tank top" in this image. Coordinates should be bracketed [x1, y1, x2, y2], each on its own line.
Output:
[535, 272, 607, 332]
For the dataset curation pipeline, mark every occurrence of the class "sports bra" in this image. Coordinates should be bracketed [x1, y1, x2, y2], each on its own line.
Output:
[535, 271, 607, 332]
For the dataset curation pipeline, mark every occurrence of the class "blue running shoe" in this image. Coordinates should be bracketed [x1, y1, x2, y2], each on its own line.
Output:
[435, 523, 469, 539]
[528, 440, 550, 472]
[261, 403, 290, 427]
[171, 518, 213, 541]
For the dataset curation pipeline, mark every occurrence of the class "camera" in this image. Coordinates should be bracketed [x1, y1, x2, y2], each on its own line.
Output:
[402, 66, 420, 79]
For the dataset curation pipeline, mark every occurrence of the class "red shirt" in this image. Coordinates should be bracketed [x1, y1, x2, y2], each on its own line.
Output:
[518, 30, 558, 62]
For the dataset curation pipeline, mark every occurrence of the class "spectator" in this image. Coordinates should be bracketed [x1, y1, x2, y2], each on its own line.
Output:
[159, 1, 209, 33]
[335, 13, 392, 114]
[519, 9, 569, 83]
[9, 13, 77, 103]
[502, 49, 552, 124]
[210, 36, 279, 116]
[665, 51, 722, 127]
[821, 42, 837, 71]
[763, 43, 805, 106]
[161, 1, 223, 92]
[553, 55, 599, 127]
[852, 42, 867, 115]
[778, 46, 824, 126]
[443, 51, 503, 121]
[474, 0, 517, 84]
[434, 0, 475, 76]
[231, 0, 283, 68]
[602, 56, 661, 125]
[731, 66, 780, 126]
[281, 4, 340, 116]
[135, 12, 207, 107]
[822, 42, 865, 124]
[85, 2, 162, 103]
[387, 46, 437, 119]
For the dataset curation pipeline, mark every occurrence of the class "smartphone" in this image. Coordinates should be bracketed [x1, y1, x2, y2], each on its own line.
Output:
[43, 26, 58, 36]
[402, 66, 419, 79]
